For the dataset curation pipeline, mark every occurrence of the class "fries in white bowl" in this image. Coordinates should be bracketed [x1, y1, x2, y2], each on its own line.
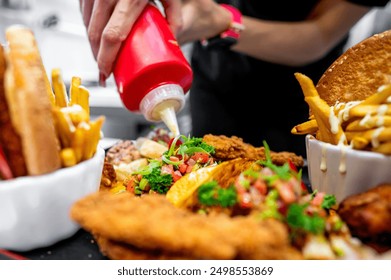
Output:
[294, 73, 391, 203]
[305, 135, 391, 203]
[0, 147, 105, 251]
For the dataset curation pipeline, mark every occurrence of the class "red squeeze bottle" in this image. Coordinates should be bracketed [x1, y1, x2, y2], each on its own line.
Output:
[113, 2, 193, 136]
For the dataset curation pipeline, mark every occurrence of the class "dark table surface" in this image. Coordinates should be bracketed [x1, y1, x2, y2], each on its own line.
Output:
[0, 229, 106, 260]
[2, 166, 310, 260]
[10, 229, 108, 260]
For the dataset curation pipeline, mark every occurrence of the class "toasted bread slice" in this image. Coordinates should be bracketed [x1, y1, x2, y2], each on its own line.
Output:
[5, 25, 61, 175]
[316, 29, 391, 106]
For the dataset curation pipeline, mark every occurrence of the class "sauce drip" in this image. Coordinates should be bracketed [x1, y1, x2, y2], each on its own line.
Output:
[158, 106, 180, 136]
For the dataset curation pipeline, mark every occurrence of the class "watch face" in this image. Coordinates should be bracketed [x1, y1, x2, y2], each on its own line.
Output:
[201, 36, 237, 49]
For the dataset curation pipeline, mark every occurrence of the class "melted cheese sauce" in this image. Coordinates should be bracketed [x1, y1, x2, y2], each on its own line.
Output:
[158, 105, 180, 136]
[329, 106, 339, 134]
[338, 145, 347, 174]
[317, 84, 391, 176]
[359, 111, 371, 127]
[320, 144, 327, 171]
[371, 127, 384, 148]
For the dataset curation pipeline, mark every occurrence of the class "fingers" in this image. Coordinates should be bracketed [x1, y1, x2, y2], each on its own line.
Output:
[87, 0, 115, 60]
[161, 0, 183, 36]
[97, 0, 148, 76]
[80, 0, 94, 28]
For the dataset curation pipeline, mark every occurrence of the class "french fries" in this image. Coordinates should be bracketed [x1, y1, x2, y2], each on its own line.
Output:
[345, 116, 391, 131]
[77, 85, 90, 117]
[69, 76, 81, 106]
[291, 119, 318, 135]
[51, 68, 68, 108]
[294, 73, 346, 145]
[60, 148, 77, 167]
[292, 72, 391, 155]
[53, 107, 75, 148]
[50, 69, 105, 167]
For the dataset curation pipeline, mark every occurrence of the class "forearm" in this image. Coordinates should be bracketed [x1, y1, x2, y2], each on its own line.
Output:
[177, 0, 231, 45]
[232, 2, 370, 66]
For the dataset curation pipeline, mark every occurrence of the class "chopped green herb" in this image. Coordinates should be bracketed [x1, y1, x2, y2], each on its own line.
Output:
[286, 203, 325, 235]
[217, 187, 238, 207]
[198, 181, 237, 208]
[321, 194, 337, 209]
[242, 169, 260, 179]
[259, 189, 284, 220]
[133, 160, 161, 176]
[143, 166, 173, 194]
[257, 141, 295, 181]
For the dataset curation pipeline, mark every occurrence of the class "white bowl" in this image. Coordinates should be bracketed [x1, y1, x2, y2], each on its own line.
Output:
[306, 135, 391, 203]
[0, 147, 105, 251]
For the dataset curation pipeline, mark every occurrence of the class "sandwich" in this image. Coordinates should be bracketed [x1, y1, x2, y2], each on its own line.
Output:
[316, 29, 391, 106]
[0, 25, 61, 179]
[292, 29, 391, 151]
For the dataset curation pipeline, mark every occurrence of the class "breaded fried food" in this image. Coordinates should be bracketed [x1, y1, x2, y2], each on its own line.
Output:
[71, 191, 302, 260]
[94, 235, 193, 260]
[202, 134, 304, 167]
[337, 184, 391, 253]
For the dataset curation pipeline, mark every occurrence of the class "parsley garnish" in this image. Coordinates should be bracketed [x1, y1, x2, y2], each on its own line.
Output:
[143, 166, 173, 194]
[310, 190, 337, 210]
[257, 141, 298, 181]
[198, 181, 237, 208]
[134, 160, 173, 194]
[321, 194, 337, 209]
[286, 203, 325, 235]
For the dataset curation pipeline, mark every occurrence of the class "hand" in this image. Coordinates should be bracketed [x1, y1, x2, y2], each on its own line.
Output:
[79, 0, 183, 80]
[177, 0, 231, 45]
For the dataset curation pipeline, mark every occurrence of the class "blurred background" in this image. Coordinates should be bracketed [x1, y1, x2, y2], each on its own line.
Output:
[0, 0, 390, 142]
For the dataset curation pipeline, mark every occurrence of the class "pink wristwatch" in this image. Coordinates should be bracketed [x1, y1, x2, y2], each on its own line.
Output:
[202, 4, 245, 49]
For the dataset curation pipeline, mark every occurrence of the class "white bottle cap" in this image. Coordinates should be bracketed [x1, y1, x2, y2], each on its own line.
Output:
[140, 83, 185, 122]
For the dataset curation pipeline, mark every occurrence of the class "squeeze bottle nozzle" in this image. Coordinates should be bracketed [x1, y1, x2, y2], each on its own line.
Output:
[112, 3, 193, 136]
[140, 84, 185, 136]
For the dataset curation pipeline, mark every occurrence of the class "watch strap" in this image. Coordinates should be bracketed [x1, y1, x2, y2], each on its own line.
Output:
[201, 4, 244, 49]
[220, 4, 244, 41]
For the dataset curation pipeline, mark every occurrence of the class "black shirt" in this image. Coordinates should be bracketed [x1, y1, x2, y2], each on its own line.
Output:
[347, 0, 389, 6]
[189, 0, 389, 157]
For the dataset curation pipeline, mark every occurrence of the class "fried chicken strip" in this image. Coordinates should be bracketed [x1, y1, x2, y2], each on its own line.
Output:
[94, 235, 193, 260]
[337, 184, 391, 253]
[202, 134, 304, 167]
[71, 192, 302, 260]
